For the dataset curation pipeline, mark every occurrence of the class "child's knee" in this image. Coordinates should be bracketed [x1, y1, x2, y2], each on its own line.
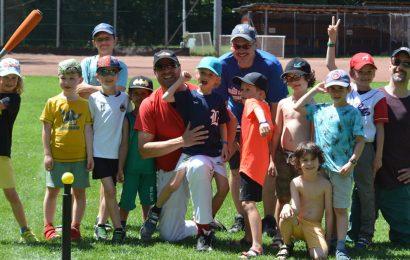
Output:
[72, 189, 86, 199]
[216, 183, 229, 197]
[104, 187, 116, 199]
[241, 201, 256, 211]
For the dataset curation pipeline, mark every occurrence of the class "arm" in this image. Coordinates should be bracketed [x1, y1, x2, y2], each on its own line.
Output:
[219, 123, 229, 162]
[253, 103, 271, 137]
[294, 82, 325, 114]
[324, 181, 333, 243]
[117, 119, 129, 183]
[85, 124, 94, 171]
[271, 101, 284, 161]
[339, 135, 365, 176]
[162, 71, 190, 102]
[270, 102, 278, 124]
[326, 16, 340, 71]
[280, 180, 300, 219]
[42, 122, 53, 171]
[373, 123, 384, 174]
[226, 108, 237, 156]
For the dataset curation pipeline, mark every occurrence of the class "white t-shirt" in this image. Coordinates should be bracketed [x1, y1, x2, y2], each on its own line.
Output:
[89, 91, 130, 159]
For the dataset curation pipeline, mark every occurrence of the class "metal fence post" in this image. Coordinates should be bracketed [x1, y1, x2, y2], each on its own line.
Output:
[165, 0, 168, 46]
[0, 0, 4, 46]
[113, 0, 117, 33]
[213, 0, 221, 56]
[56, 0, 60, 48]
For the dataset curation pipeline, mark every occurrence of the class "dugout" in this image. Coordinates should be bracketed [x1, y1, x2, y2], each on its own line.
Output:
[233, 2, 410, 57]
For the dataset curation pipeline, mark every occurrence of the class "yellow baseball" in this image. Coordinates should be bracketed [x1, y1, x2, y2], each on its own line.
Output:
[61, 172, 74, 185]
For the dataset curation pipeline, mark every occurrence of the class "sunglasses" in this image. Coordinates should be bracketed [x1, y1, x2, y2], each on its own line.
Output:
[155, 63, 178, 71]
[392, 58, 410, 68]
[97, 68, 119, 76]
[232, 43, 253, 50]
[284, 74, 302, 82]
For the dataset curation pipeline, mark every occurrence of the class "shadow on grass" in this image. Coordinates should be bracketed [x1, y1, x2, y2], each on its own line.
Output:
[349, 241, 410, 259]
[0, 237, 95, 251]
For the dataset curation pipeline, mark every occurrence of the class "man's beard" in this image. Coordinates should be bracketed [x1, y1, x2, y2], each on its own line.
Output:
[392, 69, 408, 83]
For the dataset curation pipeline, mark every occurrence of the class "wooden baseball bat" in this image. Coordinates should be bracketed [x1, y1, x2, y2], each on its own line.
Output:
[0, 9, 43, 58]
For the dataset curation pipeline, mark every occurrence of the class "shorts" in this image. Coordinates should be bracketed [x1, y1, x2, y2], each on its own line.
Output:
[92, 157, 119, 183]
[290, 218, 327, 250]
[275, 149, 299, 200]
[176, 153, 227, 178]
[228, 131, 241, 170]
[119, 169, 156, 210]
[324, 169, 353, 209]
[46, 161, 90, 189]
[0, 156, 16, 189]
[239, 172, 262, 202]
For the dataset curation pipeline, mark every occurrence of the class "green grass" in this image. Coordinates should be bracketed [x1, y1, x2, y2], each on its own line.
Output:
[0, 77, 408, 259]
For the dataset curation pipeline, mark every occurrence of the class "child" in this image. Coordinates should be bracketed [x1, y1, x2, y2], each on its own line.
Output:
[88, 55, 128, 242]
[294, 69, 365, 260]
[0, 58, 38, 243]
[140, 56, 230, 251]
[233, 72, 274, 258]
[118, 76, 155, 229]
[276, 142, 333, 260]
[40, 59, 93, 241]
[326, 16, 388, 248]
[271, 57, 315, 247]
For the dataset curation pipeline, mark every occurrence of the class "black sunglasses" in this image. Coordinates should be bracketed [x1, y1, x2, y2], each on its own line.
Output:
[392, 58, 410, 68]
[155, 63, 179, 71]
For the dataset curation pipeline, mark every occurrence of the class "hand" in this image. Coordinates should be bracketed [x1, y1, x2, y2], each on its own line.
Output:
[181, 71, 192, 82]
[397, 168, 410, 184]
[372, 156, 382, 175]
[268, 159, 276, 176]
[44, 155, 53, 171]
[313, 82, 327, 94]
[280, 204, 294, 219]
[328, 16, 341, 43]
[221, 144, 229, 162]
[87, 157, 94, 172]
[117, 169, 125, 183]
[259, 122, 271, 137]
[182, 122, 209, 147]
[339, 162, 354, 176]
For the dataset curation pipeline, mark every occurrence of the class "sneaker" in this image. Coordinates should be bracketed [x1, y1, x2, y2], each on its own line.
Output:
[228, 214, 244, 233]
[112, 228, 126, 243]
[336, 248, 351, 260]
[262, 215, 277, 237]
[44, 225, 61, 241]
[20, 228, 39, 243]
[94, 225, 108, 241]
[196, 230, 214, 251]
[95, 217, 113, 232]
[140, 209, 159, 241]
[71, 226, 82, 241]
[210, 218, 227, 232]
[355, 237, 371, 249]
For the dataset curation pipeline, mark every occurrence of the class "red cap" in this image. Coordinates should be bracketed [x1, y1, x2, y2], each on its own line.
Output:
[350, 53, 377, 70]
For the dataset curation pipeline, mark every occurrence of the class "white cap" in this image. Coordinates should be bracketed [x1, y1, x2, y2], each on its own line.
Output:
[0, 58, 21, 77]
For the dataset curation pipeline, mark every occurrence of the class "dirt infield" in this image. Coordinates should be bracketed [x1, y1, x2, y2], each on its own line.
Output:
[9, 53, 392, 82]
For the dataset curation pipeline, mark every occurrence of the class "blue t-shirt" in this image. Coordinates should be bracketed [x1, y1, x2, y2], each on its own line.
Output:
[81, 55, 128, 87]
[175, 89, 229, 157]
[306, 103, 364, 173]
[215, 49, 288, 125]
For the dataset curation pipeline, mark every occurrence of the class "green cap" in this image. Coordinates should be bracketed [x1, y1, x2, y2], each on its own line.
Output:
[58, 59, 81, 75]
[196, 56, 222, 77]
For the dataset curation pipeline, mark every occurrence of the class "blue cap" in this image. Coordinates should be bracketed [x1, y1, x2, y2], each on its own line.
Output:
[196, 57, 222, 77]
[232, 72, 268, 93]
[324, 69, 350, 88]
[92, 23, 115, 38]
[231, 24, 256, 42]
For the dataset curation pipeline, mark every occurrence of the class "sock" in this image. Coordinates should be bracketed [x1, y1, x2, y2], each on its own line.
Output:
[197, 224, 211, 236]
[151, 205, 162, 215]
[20, 226, 28, 234]
[336, 240, 346, 251]
[121, 221, 127, 228]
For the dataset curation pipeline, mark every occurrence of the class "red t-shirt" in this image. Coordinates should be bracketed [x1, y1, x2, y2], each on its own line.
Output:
[240, 98, 274, 186]
[135, 83, 197, 171]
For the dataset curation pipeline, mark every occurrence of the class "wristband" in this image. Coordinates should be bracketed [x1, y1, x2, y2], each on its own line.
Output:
[349, 158, 357, 165]
[259, 121, 268, 125]
[327, 42, 335, 47]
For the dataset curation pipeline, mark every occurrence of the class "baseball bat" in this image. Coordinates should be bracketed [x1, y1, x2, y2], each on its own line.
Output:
[0, 9, 43, 59]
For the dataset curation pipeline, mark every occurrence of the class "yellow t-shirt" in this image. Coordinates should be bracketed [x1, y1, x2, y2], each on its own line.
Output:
[40, 94, 92, 162]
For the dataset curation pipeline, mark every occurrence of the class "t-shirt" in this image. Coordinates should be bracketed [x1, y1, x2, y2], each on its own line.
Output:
[306, 103, 364, 173]
[81, 55, 128, 87]
[135, 83, 198, 171]
[347, 85, 388, 142]
[89, 91, 129, 159]
[40, 95, 92, 162]
[124, 112, 155, 175]
[0, 93, 20, 158]
[240, 98, 274, 186]
[376, 87, 410, 189]
[215, 49, 288, 124]
[174, 89, 229, 157]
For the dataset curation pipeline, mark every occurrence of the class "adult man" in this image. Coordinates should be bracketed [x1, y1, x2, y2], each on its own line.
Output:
[215, 23, 288, 236]
[136, 50, 224, 250]
[376, 47, 410, 244]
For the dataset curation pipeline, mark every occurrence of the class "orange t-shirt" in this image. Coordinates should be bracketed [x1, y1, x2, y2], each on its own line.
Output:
[240, 98, 274, 186]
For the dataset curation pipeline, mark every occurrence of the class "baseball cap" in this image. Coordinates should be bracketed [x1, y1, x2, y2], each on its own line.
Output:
[128, 76, 153, 92]
[92, 23, 115, 38]
[391, 47, 410, 58]
[230, 24, 256, 42]
[196, 56, 222, 77]
[0, 58, 21, 77]
[232, 72, 268, 93]
[58, 59, 81, 75]
[153, 50, 180, 68]
[281, 57, 312, 78]
[350, 53, 377, 70]
[324, 69, 350, 88]
[97, 55, 121, 70]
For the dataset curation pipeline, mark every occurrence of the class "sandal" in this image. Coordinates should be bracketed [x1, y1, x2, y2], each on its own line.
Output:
[239, 248, 263, 259]
[271, 234, 284, 250]
[276, 244, 292, 260]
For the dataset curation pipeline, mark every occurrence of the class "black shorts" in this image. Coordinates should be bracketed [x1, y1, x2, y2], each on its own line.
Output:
[92, 157, 118, 183]
[239, 172, 262, 202]
[228, 131, 241, 170]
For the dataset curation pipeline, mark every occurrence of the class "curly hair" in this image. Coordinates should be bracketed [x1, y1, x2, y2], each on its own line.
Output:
[291, 141, 325, 171]
[304, 70, 316, 89]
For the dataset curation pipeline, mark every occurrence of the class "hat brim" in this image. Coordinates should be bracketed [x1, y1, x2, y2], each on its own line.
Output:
[351, 62, 377, 70]
[391, 49, 410, 58]
[0, 68, 21, 77]
[153, 57, 180, 67]
[196, 65, 220, 77]
[93, 29, 115, 38]
[230, 34, 254, 42]
[324, 81, 350, 88]
[281, 70, 307, 79]
[232, 76, 255, 86]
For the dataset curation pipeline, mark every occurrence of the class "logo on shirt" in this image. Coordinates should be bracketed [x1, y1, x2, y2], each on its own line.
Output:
[60, 109, 81, 130]
[210, 109, 220, 126]
[357, 102, 370, 116]
[120, 103, 126, 112]
[228, 86, 242, 102]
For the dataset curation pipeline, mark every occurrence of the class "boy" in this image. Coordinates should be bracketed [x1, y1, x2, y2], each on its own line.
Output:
[294, 70, 365, 260]
[40, 59, 93, 241]
[88, 55, 128, 242]
[140, 56, 229, 251]
[276, 142, 333, 260]
[271, 57, 315, 247]
[326, 16, 388, 248]
[118, 76, 155, 229]
[232, 72, 274, 258]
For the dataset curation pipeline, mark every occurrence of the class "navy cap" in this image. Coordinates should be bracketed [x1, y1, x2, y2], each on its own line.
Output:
[230, 24, 256, 42]
[391, 47, 410, 58]
[281, 57, 312, 78]
[233, 72, 268, 93]
[153, 50, 180, 67]
[92, 23, 115, 38]
[128, 76, 153, 92]
[324, 69, 350, 88]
